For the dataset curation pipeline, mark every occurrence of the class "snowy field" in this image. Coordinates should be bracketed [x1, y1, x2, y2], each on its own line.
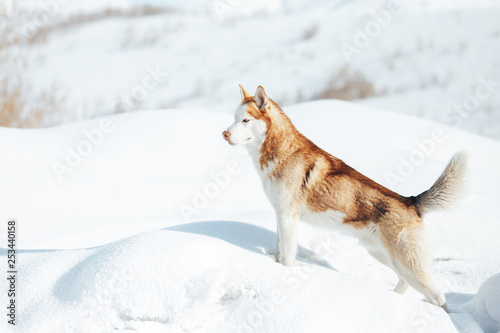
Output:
[1, 100, 499, 332]
[1, 0, 499, 331]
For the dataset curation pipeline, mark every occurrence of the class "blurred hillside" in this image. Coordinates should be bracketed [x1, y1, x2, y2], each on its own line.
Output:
[1, 0, 499, 139]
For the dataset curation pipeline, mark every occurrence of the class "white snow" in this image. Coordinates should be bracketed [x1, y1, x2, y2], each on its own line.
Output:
[1, 100, 499, 332]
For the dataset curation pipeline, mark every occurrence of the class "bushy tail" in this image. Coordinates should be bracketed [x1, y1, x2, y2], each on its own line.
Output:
[414, 152, 468, 216]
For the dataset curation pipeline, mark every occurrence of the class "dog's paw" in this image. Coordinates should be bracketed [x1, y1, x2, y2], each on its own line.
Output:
[263, 248, 280, 262]
[279, 259, 296, 266]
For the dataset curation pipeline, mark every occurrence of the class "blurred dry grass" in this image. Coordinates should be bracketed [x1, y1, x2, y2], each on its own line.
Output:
[0, 3, 33, 127]
[0, 3, 168, 128]
[316, 66, 376, 100]
[0, 76, 61, 128]
[30, 5, 171, 44]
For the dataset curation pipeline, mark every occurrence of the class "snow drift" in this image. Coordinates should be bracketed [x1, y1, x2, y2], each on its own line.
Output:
[1, 100, 499, 332]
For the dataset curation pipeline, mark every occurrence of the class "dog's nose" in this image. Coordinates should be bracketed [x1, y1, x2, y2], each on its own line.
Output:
[222, 130, 230, 141]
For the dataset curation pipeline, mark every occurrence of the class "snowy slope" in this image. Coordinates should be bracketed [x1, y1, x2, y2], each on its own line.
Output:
[4, 0, 500, 139]
[1, 100, 500, 332]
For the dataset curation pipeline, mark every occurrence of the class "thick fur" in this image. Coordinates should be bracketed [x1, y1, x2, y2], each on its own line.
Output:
[414, 152, 468, 216]
[223, 85, 467, 309]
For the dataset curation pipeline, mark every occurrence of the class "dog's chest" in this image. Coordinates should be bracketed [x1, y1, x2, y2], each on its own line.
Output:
[253, 161, 289, 207]
[260, 167, 282, 202]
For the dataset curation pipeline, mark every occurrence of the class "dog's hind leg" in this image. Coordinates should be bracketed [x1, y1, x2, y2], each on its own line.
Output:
[383, 225, 446, 308]
[391, 258, 446, 308]
[367, 247, 408, 294]
[393, 277, 409, 294]
[389, 238, 446, 307]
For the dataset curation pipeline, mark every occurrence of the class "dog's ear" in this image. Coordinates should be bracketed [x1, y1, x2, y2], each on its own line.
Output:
[254, 86, 268, 111]
[239, 84, 251, 100]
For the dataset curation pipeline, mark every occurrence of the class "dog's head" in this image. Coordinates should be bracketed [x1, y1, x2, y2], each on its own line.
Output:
[222, 85, 271, 146]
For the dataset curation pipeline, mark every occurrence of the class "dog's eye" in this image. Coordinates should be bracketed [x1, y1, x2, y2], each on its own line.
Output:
[242, 119, 252, 123]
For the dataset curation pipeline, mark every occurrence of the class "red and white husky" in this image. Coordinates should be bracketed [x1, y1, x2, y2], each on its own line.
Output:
[222, 85, 467, 308]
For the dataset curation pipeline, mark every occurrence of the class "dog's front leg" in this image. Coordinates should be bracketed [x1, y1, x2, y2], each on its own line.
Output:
[275, 222, 281, 262]
[277, 213, 298, 266]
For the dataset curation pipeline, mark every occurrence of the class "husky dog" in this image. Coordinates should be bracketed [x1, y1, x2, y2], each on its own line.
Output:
[222, 85, 466, 308]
